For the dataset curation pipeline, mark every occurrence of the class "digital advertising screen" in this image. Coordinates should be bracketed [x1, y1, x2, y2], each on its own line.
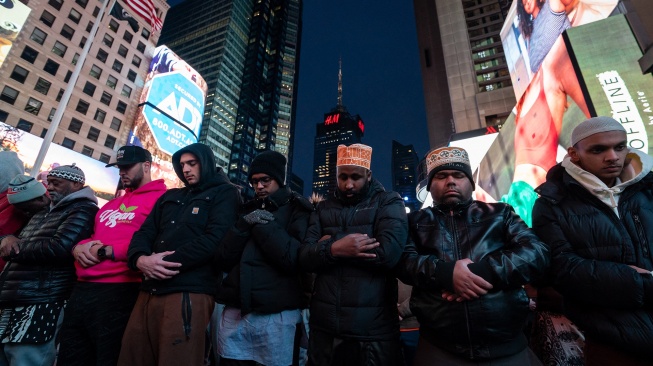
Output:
[500, 0, 617, 100]
[0, 0, 30, 68]
[127, 45, 208, 188]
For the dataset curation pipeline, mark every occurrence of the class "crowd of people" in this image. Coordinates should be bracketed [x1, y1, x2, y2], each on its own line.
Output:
[0, 115, 651, 366]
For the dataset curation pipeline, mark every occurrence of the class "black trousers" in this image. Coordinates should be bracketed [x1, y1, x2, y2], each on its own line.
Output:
[57, 281, 140, 366]
[307, 329, 404, 366]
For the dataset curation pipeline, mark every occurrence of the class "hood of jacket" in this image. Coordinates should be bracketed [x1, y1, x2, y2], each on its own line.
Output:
[334, 177, 385, 206]
[125, 178, 167, 196]
[51, 185, 98, 211]
[172, 143, 231, 190]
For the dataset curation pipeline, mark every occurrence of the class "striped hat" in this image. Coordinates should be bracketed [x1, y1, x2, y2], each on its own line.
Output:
[425, 146, 474, 190]
[48, 163, 85, 184]
[337, 144, 372, 170]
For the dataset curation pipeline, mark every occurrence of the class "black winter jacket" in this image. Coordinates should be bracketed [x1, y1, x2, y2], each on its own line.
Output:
[128, 143, 240, 295]
[533, 164, 653, 357]
[398, 200, 549, 360]
[216, 186, 313, 314]
[299, 179, 407, 341]
[0, 187, 98, 306]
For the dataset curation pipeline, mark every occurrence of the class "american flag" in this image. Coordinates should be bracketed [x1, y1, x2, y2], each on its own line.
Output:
[123, 0, 163, 32]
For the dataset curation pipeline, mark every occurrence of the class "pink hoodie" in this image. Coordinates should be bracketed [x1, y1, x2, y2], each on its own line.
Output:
[76, 179, 167, 283]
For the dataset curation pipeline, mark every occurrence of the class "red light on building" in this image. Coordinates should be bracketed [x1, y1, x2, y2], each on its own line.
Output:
[358, 119, 364, 133]
[325, 113, 340, 125]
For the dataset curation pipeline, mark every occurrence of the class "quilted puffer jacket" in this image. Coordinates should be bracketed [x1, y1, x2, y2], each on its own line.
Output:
[0, 186, 98, 305]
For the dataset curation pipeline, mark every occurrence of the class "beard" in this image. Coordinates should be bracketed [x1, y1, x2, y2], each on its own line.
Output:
[336, 180, 371, 206]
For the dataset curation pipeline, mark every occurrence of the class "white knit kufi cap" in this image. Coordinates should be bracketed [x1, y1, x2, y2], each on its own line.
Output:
[570, 116, 626, 146]
[48, 163, 85, 184]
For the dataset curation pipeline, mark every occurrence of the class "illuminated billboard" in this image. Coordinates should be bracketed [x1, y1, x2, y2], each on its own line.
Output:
[501, 0, 617, 100]
[0, 122, 120, 207]
[127, 45, 208, 187]
[323, 112, 365, 135]
[474, 14, 653, 227]
[0, 0, 30, 68]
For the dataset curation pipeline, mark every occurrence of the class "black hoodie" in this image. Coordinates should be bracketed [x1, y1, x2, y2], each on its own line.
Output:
[128, 143, 240, 295]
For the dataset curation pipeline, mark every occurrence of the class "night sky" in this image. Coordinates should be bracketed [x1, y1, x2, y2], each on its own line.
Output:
[167, 0, 430, 192]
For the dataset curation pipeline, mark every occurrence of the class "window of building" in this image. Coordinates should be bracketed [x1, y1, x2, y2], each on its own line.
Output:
[104, 135, 116, 149]
[51, 41, 67, 57]
[123, 31, 133, 43]
[121, 85, 132, 98]
[127, 69, 137, 82]
[89, 64, 102, 79]
[40, 128, 49, 138]
[81, 146, 94, 157]
[75, 0, 88, 9]
[112, 60, 123, 73]
[48, 0, 62, 10]
[109, 19, 119, 32]
[87, 127, 100, 141]
[86, 20, 93, 32]
[0, 87, 18, 105]
[106, 75, 118, 89]
[82, 82, 96, 97]
[117, 45, 128, 58]
[94, 108, 106, 123]
[96, 49, 108, 63]
[30, 28, 47, 45]
[141, 28, 150, 39]
[68, 8, 82, 23]
[62, 138, 76, 150]
[43, 59, 60, 75]
[16, 119, 33, 132]
[79, 36, 87, 48]
[68, 118, 83, 134]
[60, 24, 75, 40]
[72, 53, 80, 65]
[10, 65, 29, 83]
[116, 101, 127, 114]
[20, 46, 38, 63]
[76, 99, 89, 114]
[92, 6, 100, 17]
[131, 55, 141, 67]
[64, 70, 72, 83]
[47, 108, 56, 121]
[24, 98, 42, 115]
[102, 33, 114, 48]
[0, 109, 7, 123]
[34, 78, 51, 95]
[56, 89, 64, 102]
[40, 11, 55, 27]
[100, 92, 112, 106]
[136, 41, 146, 53]
[110, 117, 122, 131]
[99, 153, 111, 164]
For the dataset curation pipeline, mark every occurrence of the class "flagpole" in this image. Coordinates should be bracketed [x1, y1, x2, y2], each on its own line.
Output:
[30, 0, 118, 177]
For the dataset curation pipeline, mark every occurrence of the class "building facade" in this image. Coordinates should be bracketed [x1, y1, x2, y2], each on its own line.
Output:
[158, 0, 303, 197]
[413, 0, 515, 148]
[0, 0, 169, 165]
[391, 140, 420, 212]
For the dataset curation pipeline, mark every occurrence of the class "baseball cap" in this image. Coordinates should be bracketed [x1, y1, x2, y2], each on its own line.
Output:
[105, 146, 152, 167]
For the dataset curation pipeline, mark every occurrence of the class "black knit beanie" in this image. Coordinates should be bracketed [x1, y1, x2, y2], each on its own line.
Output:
[249, 151, 287, 186]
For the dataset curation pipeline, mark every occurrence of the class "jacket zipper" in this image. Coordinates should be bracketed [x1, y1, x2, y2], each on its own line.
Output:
[449, 209, 474, 360]
[633, 214, 650, 257]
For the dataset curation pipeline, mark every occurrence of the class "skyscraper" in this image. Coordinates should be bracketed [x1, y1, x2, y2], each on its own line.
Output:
[413, 0, 515, 148]
[158, 0, 303, 196]
[312, 62, 365, 197]
[391, 140, 420, 212]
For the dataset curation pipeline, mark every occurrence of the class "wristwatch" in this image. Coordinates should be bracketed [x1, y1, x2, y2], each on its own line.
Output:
[97, 246, 112, 260]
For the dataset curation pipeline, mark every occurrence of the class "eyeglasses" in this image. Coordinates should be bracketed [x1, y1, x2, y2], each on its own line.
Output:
[250, 176, 273, 187]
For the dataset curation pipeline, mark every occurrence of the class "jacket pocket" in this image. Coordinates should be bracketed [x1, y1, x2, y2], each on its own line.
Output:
[179, 196, 212, 227]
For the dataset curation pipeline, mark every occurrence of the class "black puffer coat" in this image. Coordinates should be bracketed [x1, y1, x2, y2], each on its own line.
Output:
[398, 200, 549, 360]
[0, 187, 98, 306]
[533, 164, 653, 357]
[216, 186, 313, 314]
[299, 179, 407, 341]
[128, 143, 240, 295]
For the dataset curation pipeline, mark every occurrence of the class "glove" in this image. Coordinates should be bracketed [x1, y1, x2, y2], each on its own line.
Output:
[242, 209, 275, 225]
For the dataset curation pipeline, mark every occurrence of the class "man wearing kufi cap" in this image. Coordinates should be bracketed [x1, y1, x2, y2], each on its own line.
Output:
[533, 116, 653, 364]
[0, 163, 98, 366]
[398, 146, 548, 364]
[300, 143, 408, 365]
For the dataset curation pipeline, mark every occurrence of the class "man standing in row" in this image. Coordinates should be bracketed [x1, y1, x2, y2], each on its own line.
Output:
[57, 146, 166, 366]
[533, 116, 653, 365]
[119, 143, 240, 366]
[0, 164, 98, 366]
[216, 150, 313, 365]
[399, 147, 548, 365]
[300, 143, 407, 365]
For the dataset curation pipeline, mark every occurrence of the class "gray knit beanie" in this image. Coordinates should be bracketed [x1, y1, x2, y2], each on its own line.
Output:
[7, 175, 46, 204]
[571, 116, 626, 146]
[48, 163, 85, 184]
[0, 151, 24, 192]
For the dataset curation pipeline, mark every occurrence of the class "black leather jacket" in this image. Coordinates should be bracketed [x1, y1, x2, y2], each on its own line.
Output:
[216, 186, 313, 314]
[0, 187, 98, 306]
[398, 200, 549, 360]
